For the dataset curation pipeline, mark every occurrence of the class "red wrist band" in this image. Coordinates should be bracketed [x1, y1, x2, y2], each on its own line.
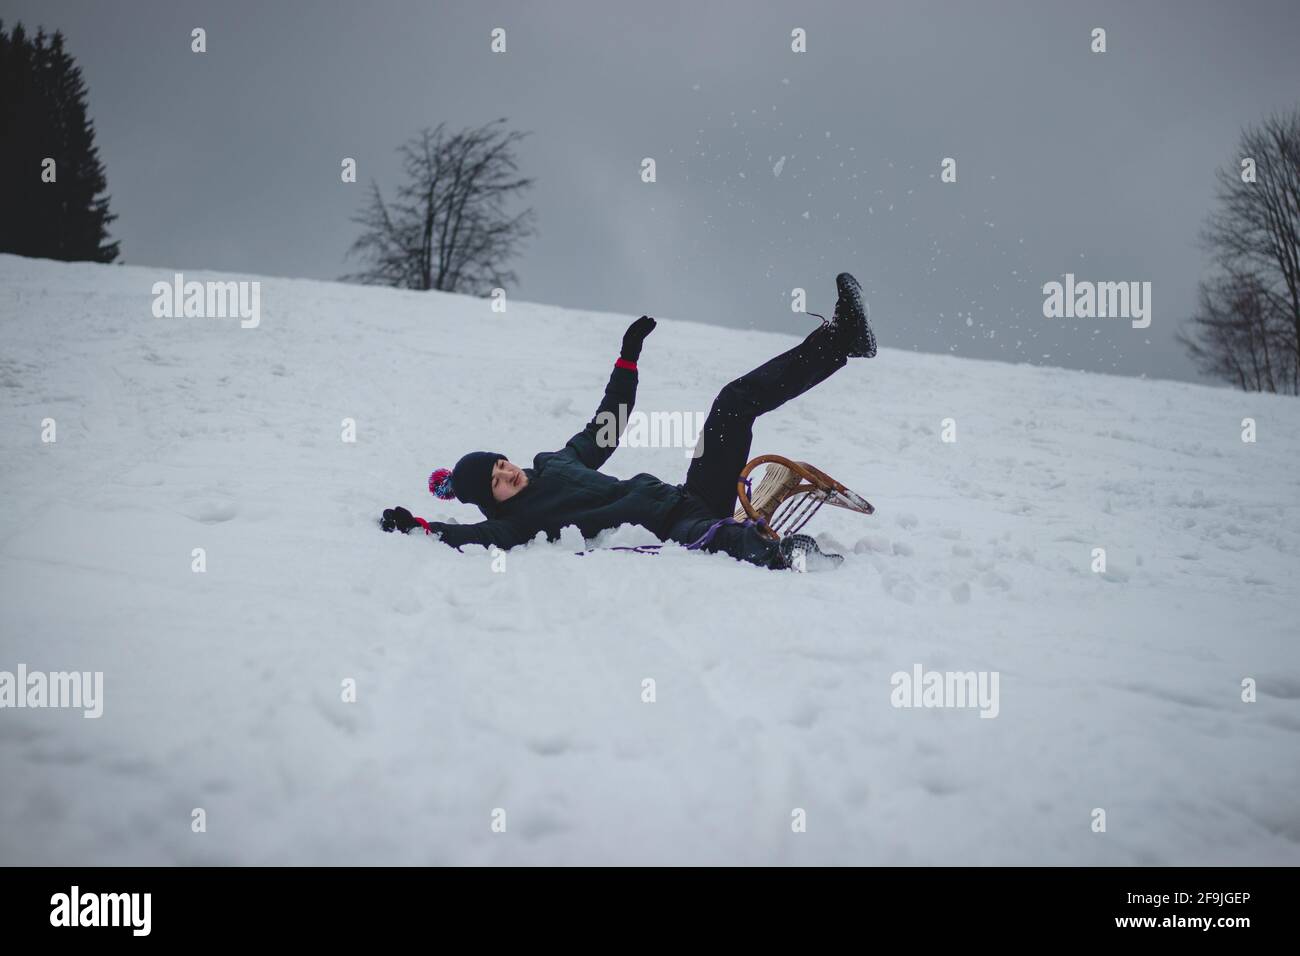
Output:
[615, 357, 637, 371]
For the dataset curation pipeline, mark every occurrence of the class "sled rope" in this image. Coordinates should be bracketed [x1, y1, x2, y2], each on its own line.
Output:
[575, 544, 662, 556]
[684, 515, 767, 551]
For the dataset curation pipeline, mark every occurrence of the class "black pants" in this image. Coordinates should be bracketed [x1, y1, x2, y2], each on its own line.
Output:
[665, 325, 847, 566]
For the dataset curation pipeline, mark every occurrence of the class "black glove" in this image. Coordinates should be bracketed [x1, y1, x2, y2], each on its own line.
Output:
[380, 506, 419, 533]
[620, 315, 657, 362]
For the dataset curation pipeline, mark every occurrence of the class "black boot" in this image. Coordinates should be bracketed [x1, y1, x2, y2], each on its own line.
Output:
[778, 533, 844, 572]
[829, 272, 877, 358]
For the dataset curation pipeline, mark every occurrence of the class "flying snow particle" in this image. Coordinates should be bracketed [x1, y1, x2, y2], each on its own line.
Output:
[773, 156, 786, 177]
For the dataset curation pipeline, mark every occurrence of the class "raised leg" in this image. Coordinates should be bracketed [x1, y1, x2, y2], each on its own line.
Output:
[684, 326, 847, 517]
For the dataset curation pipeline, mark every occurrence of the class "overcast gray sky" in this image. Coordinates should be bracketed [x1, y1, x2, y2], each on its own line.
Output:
[6, 0, 1300, 383]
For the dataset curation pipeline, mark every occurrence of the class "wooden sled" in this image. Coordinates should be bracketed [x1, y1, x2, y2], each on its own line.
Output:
[734, 454, 875, 541]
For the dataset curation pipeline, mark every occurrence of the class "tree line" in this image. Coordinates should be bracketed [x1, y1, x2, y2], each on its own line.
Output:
[3, 16, 1297, 395]
[0, 20, 119, 262]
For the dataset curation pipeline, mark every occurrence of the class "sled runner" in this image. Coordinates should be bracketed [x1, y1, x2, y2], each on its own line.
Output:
[734, 454, 875, 540]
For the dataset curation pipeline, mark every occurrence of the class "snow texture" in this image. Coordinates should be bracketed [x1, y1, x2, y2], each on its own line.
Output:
[1, 254, 1298, 865]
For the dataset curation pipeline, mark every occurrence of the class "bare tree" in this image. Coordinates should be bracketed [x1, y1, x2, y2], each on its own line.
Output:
[344, 119, 536, 294]
[1178, 272, 1293, 393]
[1183, 109, 1300, 393]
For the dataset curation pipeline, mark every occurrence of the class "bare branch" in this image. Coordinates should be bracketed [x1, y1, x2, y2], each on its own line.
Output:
[1186, 108, 1300, 393]
[342, 119, 535, 295]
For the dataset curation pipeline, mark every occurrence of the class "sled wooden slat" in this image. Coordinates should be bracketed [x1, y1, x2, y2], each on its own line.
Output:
[734, 454, 875, 541]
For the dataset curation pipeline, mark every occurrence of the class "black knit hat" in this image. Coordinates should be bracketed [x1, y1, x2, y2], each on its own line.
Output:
[438, 451, 506, 517]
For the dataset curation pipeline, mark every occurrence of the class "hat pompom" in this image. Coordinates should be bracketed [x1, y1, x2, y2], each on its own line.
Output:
[428, 467, 456, 499]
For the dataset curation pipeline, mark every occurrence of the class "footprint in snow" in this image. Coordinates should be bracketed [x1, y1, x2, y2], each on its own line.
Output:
[313, 692, 366, 734]
[188, 502, 238, 524]
[787, 700, 819, 729]
[392, 592, 423, 615]
[526, 735, 571, 756]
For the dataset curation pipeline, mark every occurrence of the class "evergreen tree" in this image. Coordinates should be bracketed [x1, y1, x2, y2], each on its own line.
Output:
[0, 21, 119, 262]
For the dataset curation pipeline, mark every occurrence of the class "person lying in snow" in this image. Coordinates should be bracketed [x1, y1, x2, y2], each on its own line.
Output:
[381, 272, 877, 570]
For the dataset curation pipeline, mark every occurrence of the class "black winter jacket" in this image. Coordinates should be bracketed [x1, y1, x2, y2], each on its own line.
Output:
[426, 363, 687, 550]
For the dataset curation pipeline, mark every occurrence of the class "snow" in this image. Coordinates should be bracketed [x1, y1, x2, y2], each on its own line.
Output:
[1, 254, 1298, 865]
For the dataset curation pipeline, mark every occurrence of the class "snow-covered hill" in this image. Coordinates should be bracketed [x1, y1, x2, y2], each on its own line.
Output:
[1, 254, 1297, 865]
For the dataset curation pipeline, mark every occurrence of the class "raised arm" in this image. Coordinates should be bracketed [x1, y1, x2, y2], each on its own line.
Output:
[560, 316, 656, 470]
